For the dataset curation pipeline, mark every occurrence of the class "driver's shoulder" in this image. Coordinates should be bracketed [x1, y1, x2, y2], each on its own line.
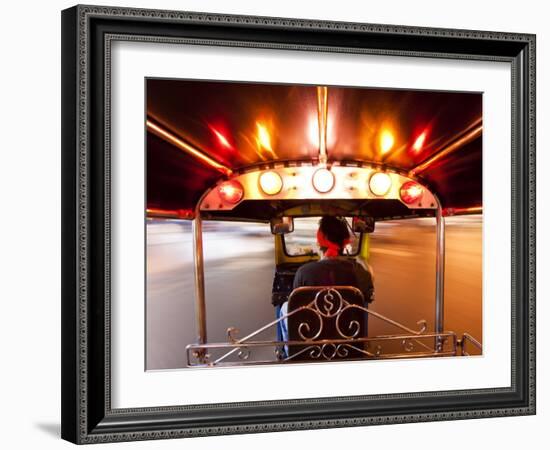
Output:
[296, 260, 322, 274]
[354, 256, 369, 272]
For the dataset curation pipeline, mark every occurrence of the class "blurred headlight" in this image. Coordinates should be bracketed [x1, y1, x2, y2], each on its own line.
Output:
[369, 172, 392, 196]
[259, 171, 283, 195]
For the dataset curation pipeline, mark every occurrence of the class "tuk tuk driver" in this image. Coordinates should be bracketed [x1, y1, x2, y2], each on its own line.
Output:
[277, 216, 374, 349]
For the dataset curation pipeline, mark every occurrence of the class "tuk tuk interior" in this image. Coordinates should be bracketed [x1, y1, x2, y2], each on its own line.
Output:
[146, 82, 483, 367]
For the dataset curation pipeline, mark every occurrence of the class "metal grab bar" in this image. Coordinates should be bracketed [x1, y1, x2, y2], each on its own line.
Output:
[186, 332, 458, 367]
[212, 287, 431, 364]
[185, 287, 465, 367]
[460, 333, 483, 356]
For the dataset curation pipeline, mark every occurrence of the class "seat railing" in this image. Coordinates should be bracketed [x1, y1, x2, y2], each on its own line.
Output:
[185, 286, 476, 367]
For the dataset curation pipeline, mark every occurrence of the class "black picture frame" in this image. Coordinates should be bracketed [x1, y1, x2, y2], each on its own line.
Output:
[61, 4, 536, 444]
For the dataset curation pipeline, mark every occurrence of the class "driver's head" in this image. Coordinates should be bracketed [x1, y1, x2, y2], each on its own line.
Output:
[317, 216, 351, 257]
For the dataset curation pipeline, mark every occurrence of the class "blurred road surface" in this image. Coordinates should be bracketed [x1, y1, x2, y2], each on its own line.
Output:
[146, 216, 482, 370]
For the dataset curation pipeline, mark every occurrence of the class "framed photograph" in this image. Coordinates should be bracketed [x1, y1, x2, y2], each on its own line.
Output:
[61, 4, 536, 444]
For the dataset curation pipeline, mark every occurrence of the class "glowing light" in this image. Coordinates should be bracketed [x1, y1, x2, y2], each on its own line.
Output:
[380, 130, 395, 154]
[326, 113, 336, 148]
[211, 127, 232, 149]
[369, 172, 392, 196]
[412, 131, 427, 153]
[146, 208, 194, 219]
[259, 171, 283, 195]
[312, 168, 335, 193]
[256, 123, 273, 152]
[400, 181, 424, 205]
[409, 123, 482, 177]
[308, 116, 319, 147]
[444, 206, 482, 216]
[218, 180, 244, 204]
[146, 120, 232, 176]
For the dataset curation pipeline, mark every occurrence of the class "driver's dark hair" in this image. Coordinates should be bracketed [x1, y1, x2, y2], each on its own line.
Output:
[318, 216, 350, 248]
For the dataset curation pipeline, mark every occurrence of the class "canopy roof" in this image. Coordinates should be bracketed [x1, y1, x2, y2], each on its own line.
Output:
[147, 79, 482, 219]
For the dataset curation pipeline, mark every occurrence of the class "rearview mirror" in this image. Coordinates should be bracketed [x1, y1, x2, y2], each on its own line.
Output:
[270, 216, 294, 235]
[352, 216, 375, 233]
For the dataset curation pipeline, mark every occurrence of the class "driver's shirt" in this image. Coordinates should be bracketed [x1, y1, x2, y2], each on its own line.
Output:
[292, 257, 374, 303]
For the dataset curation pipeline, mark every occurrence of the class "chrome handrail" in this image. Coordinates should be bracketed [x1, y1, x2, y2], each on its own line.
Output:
[185, 287, 468, 367]
[186, 332, 458, 367]
[460, 333, 483, 356]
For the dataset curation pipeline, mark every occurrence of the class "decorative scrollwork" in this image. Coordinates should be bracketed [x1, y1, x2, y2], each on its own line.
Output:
[308, 346, 322, 359]
[335, 304, 363, 339]
[237, 347, 250, 360]
[297, 309, 323, 340]
[402, 339, 414, 352]
[186, 286, 460, 367]
[314, 288, 345, 318]
[336, 344, 350, 358]
[186, 331, 459, 366]
[321, 343, 338, 360]
[298, 306, 323, 341]
[290, 287, 431, 342]
[287, 343, 356, 361]
[417, 320, 428, 333]
[227, 327, 240, 343]
[192, 349, 210, 364]
[435, 337, 448, 353]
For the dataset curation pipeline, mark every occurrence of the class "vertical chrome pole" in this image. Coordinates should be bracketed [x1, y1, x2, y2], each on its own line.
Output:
[317, 86, 328, 166]
[435, 202, 445, 351]
[193, 207, 207, 347]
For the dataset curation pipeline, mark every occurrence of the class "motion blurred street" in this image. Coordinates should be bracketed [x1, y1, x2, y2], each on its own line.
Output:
[146, 216, 482, 370]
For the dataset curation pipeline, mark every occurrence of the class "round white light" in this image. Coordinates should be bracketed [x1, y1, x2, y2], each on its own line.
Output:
[312, 168, 335, 193]
[369, 172, 392, 196]
[259, 171, 283, 195]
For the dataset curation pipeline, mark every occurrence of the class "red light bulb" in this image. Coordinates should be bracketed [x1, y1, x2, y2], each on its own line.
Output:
[400, 181, 424, 204]
[218, 180, 244, 204]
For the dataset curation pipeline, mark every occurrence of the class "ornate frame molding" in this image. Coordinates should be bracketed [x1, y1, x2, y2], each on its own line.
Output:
[61, 4, 536, 444]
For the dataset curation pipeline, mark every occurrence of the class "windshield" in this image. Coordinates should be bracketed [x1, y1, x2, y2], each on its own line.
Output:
[282, 217, 361, 257]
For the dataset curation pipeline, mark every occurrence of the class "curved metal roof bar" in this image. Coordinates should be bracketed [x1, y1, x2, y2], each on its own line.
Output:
[409, 120, 482, 177]
[147, 118, 233, 177]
